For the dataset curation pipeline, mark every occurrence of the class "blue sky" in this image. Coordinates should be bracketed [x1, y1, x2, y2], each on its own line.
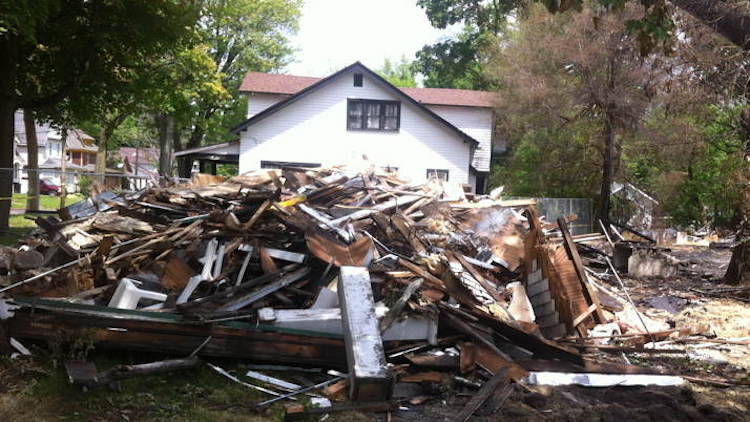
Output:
[285, 0, 460, 76]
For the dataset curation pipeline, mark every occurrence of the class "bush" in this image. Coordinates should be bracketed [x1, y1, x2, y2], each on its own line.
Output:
[77, 175, 93, 198]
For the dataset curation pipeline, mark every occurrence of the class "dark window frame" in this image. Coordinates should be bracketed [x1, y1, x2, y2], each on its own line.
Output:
[353, 73, 363, 87]
[346, 99, 401, 132]
[426, 169, 449, 182]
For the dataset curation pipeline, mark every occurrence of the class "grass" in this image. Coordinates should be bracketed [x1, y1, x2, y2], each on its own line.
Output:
[0, 350, 366, 422]
[0, 215, 41, 246]
[0, 194, 85, 246]
[0, 351, 278, 422]
[11, 193, 84, 211]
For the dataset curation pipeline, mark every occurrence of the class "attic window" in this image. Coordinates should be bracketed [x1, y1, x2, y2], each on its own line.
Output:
[353, 73, 363, 87]
[426, 169, 449, 182]
[347, 99, 400, 131]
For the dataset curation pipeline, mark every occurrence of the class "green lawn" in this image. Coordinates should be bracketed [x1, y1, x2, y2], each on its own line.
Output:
[12, 193, 84, 211]
[0, 215, 40, 246]
[0, 350, 365, 422]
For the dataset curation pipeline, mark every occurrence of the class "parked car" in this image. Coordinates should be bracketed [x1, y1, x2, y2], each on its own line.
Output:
[39, 179, 60, 195]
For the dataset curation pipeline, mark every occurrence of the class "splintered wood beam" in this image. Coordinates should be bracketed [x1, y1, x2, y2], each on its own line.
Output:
[8, 298, 346, 368]
[453, 252, 504, 303]
[243, 199, 272, 231]
[379, 278, 423, 333]
[218, 267, 310, 312]
[338, 266, 392, 401]
[329, 195, 422, 225]
[454, 367, 510, 422]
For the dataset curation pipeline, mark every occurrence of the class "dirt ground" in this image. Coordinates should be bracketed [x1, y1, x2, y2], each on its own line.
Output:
[1, 247, 749, 421]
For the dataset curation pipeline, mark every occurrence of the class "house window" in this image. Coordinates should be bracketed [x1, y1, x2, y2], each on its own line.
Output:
[48, 141, 61, 157]
[347, 99, 400, 131]
[426, 169, 449, 182]
[260, 160, 321, 169]
[353, 73, 363, 87]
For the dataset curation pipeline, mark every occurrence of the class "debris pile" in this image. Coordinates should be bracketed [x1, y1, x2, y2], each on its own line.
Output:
[0, 164, 732, 419]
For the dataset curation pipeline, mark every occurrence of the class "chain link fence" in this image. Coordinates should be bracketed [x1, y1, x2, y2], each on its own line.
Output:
[2, 168, 188, 211]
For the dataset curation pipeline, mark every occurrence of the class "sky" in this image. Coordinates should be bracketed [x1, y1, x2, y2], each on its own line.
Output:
[285, 0, 459, 77]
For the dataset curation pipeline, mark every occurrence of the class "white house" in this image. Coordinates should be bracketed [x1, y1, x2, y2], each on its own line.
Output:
[13, 110, 99, 193]
[177, 62, 497, 192]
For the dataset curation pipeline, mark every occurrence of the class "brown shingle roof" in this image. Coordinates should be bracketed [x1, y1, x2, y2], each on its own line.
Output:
[239, 72, 496, 108]
[399, 87, 496, 108]
[240, 72, 320, 95]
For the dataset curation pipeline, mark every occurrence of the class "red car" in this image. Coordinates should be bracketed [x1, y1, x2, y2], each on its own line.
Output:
[39, 179, 60, 195]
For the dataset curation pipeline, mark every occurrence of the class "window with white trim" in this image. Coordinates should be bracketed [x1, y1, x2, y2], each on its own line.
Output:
[426, 169, 449, 182]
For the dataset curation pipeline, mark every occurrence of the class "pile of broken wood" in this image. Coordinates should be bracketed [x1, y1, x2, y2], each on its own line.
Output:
[0, 165, 719, 420]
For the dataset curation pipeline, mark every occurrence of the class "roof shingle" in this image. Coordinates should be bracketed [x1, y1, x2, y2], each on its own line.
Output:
[239, 72, 496, 108]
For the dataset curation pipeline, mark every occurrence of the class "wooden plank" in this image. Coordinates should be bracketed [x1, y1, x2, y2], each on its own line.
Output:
[558, 218, 606, 324]
[7, 302, 346, 368]
[454, 368, 510, 422]
[398, 258, 445, 290]
[453, 252, 504, 303]
[572, 303, 598, 328]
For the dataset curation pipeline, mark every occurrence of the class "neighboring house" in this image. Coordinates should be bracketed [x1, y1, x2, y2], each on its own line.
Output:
[176, 62, 497, 192]
[116, 147, 160, 178]
[13, 110, 100, 194]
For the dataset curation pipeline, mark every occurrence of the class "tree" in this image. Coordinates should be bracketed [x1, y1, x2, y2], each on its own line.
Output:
[175, 0, 301, 177]
[22, 111, 39, 212]
[488, 4, 664, 221]
[536, 1, 750, 52]
[415, 0, 519, 89]
[0, 0, 200, 229]
[377, 58, 418, 88]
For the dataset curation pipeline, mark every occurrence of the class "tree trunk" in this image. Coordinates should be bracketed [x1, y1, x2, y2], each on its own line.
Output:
[599, 114, 616, 224]
[157, 114, 175, 178]
[0, 35, 18, 231]
[673, 0, 750, 50]
[23, 111, 40, 212]
[96, 126, 108, 185]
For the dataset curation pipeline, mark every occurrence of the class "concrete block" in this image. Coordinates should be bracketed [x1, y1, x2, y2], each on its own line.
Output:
[537, 311, 560, 328]
[529, 290, 551, 307]
[526, 278, 549, 297]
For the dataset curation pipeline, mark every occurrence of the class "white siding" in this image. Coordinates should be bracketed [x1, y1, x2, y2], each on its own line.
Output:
[238, 70, 472, 185]
[247, 93, 289, 118]
[427, 105, 493, 173]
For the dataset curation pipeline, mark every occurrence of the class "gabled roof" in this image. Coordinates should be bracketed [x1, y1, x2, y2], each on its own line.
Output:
[239, 71, 496, 108]
[14, 110, 95, 150]
[231, 62, 480, 146]
[118, 147, 160, 166]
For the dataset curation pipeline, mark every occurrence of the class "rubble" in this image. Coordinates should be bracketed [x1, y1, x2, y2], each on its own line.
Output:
[0, 164, 737, 418]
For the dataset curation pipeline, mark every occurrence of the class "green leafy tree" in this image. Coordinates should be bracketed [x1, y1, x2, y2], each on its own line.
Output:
[415, 0, 519, 89]
[176, 0, 301, 177]
[488, 4, 661, 221]
[0, 0, 199, 229]
[377, 57, 418, 88]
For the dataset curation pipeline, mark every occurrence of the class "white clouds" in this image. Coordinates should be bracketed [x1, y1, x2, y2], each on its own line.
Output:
[285, 0, 458, 76]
